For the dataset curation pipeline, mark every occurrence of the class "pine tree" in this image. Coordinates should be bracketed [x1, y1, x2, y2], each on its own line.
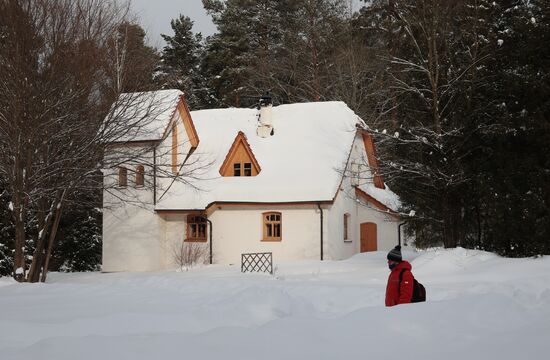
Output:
[277, 0, 348, 102]
[358, 0, 496, 248]
[202, 0, 349, 106]
[105, 22, 160, 97]
[354, 0, 550, 255]
[463, 0, 550, 256]
[202, 0, 291, 106]
[49, 189, 102, 272]
[159, 15, 211, 109]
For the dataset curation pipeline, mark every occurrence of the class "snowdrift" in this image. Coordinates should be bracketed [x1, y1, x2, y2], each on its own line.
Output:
[1, 248, 548, 360]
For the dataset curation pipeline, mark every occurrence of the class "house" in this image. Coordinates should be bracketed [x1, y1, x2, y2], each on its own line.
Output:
[102, 89, 405, 272]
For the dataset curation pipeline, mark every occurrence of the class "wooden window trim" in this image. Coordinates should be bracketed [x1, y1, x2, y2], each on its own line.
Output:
[262, 212, 282, 241]
[362, 132, 385, 189]
[344, 213, 353, 242]
[244, 163, 252, 176]
[185, 214, 207, 242]
[171, 123, 178, 174]
[344, 213, 350, 241]
[118, 167, 128, 187]
[135, 165, 144, 187]
[232, 162, 253, 177]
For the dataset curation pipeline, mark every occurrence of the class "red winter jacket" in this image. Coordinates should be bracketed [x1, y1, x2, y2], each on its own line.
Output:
[385, 260, 414, 307]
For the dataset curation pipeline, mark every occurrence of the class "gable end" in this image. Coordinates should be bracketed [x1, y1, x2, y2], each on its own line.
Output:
[361, 132, 385, 189]
[177, 96, 200, 148]
[219, 131, 262, 176]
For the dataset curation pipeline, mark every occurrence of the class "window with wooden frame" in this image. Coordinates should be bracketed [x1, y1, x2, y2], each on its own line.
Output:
[118, 167, 128, 187]
[186, 214, 207, 242]
[344, 213, 351, 241]
[232, 162, 253, 176]
[243, 163, 252, 176]
[135, 165, 144, 187]
[262, 212, 282, 241]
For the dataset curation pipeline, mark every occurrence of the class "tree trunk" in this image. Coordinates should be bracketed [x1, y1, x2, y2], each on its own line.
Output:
[12, 152, 26, 282]
[27, 199, 56, 283]
[41, 190, 66, 282]
[442, 193, 457, 248]
[13, 207, 26, 282]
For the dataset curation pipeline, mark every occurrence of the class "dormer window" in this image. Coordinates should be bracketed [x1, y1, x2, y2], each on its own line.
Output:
[219, 132, 261, 177]
[244, 163, 252, 176]
[232, 162, 252, 177]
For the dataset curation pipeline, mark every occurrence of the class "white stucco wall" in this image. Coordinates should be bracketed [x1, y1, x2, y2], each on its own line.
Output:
[207, 205, 322, 265]
[324, 186, 358, 260]
[102, 145, 163, 271]
[324, 183, 401, 259]
[102, 106, 198, 271]
[158, 213, 207, 269]
[355, 204, 400, 252]
[323, 133, 402, 258]
[102, 201, 163, 271]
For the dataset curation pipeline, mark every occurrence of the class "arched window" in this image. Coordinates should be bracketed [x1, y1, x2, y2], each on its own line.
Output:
[344, 213, 351, 241]
[118, 167, 127, 187]
[135, 165, 144, 187]
[186, 214, 207, 242]
[262, 212, 282, 241]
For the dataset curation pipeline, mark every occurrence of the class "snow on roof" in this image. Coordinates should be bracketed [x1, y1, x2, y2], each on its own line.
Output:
[357, 182, 401, 213]
[156, 101, 361, 210]
[105, 89, 183, 143]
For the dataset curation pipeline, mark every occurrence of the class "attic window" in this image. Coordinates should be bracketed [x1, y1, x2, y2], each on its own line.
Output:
[244, 163, 252, 176]
[232, 162, 253, 177]
[186, 214, 207, 242]
[118, 167, 127, 187]
[220, 132, 261, 177]
[262, 212, 282, 241]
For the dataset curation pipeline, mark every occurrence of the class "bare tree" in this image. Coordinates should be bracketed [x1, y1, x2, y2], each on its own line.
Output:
[0, 0, 130, 281]
[0, 0, 196, 282]
[173, 240, 209, 271]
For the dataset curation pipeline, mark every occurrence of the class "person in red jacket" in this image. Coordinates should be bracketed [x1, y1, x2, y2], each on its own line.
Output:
[385, 245, 414, 307]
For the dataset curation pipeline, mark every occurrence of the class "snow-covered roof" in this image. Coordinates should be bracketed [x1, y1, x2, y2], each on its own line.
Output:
[106, 89, 183, 143]
[356, 183, 401, 213]
[156, 102, 361, 210]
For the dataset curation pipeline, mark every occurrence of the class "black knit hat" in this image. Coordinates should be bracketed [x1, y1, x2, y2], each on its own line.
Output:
[387, 245, 402, 262]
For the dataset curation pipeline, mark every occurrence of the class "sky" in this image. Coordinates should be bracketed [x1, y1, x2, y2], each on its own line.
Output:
[130, 0, 217, 49]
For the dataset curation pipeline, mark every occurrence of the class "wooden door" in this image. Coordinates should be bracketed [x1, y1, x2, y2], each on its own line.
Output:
[360, 222, 377, 252]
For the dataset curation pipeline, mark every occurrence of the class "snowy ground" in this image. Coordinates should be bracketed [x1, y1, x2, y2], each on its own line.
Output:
[1, 248, 549, 360]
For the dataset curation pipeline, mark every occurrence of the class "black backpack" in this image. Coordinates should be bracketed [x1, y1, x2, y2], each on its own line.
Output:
[399, 269, 426, 303]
